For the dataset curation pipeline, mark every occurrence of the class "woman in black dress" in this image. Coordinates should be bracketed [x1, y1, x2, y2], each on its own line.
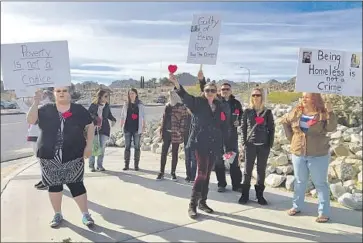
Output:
[169, 73, 231, 219]
[27, 87, 95, 228]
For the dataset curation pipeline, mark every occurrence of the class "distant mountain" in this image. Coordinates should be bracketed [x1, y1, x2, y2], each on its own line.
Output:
[175, 72, 198, 86]
[109, 79, 139, 89]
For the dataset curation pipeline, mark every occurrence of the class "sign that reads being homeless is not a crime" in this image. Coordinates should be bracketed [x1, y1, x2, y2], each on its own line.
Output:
[1, 40, 71, 97]
[186, 13, 222, 65]
[296, 48, 362, 97]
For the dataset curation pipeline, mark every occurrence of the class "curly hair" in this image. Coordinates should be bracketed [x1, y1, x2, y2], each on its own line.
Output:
[293, 93, 329, 120]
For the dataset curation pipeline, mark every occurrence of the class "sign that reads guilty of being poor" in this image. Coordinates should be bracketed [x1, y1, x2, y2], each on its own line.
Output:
[296, 48, 362, 97]
[186, 13, 222, 65]
[1, 40, 71, 97]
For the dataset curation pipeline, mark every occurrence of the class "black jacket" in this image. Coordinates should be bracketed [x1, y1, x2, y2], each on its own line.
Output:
[241, 108, 275, 147]
[175, 85, 231, 157]
[37, 103, 93, 161]
[88, 103, 116, 137]
[199, 77, 243, 140]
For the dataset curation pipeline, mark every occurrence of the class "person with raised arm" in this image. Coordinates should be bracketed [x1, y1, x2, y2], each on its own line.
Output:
[26, 87, 95, 228]
[281, 93, 337, 223]
[169, 71, 232, 219]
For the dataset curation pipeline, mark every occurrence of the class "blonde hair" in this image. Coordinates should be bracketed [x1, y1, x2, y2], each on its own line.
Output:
[169, 90, 182, 106]
[249, 88, 265, 110]
[92, 89, 108, 105]
[201, 82, 218, 99]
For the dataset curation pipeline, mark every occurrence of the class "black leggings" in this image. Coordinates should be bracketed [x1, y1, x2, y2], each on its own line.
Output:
[160, 132, 180, 173]
[48, 182, 86, 198]
[243, 144, 270, 186]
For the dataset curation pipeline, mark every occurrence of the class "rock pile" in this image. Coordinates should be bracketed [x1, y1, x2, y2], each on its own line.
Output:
[108, 102, 362, 211]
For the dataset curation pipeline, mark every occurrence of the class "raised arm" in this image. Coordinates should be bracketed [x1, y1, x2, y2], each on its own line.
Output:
[280, 112, 293, 142]
[198, 70, 206, 93]
[169, 73, 200, 113]
[26, 90, 42, 125]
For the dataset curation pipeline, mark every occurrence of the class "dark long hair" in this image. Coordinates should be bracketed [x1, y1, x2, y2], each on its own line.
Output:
[92, 89, 108, 105]
[127, 88, 140, 107]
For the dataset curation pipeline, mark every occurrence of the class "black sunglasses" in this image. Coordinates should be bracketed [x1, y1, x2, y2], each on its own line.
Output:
[204, 89, 217, 93]
[251, 94, 262, 97]
[55, 89, 68, 93]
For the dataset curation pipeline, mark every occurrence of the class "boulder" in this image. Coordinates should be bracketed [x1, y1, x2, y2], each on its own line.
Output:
[265, 174, 286, 188]
[330, 182, 346, 199]
[268, 154, 289, 166]
[338, 193, 362, 211]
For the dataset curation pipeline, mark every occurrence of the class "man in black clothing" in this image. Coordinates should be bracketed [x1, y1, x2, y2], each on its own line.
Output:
[199, 73, 243, 192]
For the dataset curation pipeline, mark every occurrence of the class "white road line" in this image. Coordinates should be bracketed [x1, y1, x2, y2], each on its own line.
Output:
[1, 122, 24, 126]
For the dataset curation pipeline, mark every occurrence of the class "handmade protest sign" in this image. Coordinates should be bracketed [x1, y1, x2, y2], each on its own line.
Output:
[296, 48, 362, 97]
[1, 40, 71, 97]
[186, 13, 222, 65]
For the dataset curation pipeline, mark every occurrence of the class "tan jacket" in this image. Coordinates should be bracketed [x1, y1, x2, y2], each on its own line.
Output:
[280, 108, 337, 156]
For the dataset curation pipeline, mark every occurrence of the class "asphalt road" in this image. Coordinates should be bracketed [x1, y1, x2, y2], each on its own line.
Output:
[0, 106, 164, 164]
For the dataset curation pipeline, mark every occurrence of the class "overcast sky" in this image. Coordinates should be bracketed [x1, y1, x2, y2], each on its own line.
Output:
[1, 1, 362, 84]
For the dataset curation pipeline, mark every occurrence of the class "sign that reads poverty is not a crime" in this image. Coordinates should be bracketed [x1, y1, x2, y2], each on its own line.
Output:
[186, 13, 222, 65]
[296, 48, 362, 97]
[1, 40, 71, 97]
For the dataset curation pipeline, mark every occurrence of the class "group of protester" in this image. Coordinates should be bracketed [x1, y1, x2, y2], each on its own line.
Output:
[26, 67, 337, 228]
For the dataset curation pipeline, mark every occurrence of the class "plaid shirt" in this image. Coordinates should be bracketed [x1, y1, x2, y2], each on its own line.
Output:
[161, 103, 188, 144]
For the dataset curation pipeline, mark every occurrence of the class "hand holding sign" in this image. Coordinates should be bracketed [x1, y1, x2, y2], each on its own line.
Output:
[168, 65, 178, 74]
[197, 70, 204, 80]
[33, 90, 43, 104]
[325, 101, 333, 112]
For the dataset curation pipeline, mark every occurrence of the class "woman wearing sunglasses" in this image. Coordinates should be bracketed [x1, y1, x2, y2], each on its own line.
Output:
[169, 72, 232, 219]
[239, 88, 275, 205]
[88, 89, 117, 172]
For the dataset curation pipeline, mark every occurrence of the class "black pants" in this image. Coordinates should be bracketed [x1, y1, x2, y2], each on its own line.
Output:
[48, 181, 86, 198]
[215, 137, 242, 189]
[242, 144, 270, 186]
[160, 132, 180, 174]
[191, 150, 216, 204]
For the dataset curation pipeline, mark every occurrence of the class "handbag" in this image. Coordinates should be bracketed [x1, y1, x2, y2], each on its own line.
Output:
[92, 127, 103, 156]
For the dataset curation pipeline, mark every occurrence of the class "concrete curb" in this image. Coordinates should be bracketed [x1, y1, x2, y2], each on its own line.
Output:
[0, 111, 25, 116]
[1, 158, 38, 195]
[1, 152, 34, 163]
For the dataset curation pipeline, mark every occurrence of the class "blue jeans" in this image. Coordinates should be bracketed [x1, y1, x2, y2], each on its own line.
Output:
[89, 134, 108, 169]
[184, 146, 197, 181]
[124, 132, 141, 167]
[292, 154, 330, 217]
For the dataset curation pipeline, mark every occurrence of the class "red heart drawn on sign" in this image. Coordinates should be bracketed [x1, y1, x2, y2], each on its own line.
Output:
[168, 65, 178, 74]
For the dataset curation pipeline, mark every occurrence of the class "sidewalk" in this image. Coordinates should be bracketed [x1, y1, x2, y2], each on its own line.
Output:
[1, 148, 362, 242]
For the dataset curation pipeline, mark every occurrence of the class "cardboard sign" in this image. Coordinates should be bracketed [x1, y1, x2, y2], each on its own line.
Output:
[1, 40, 71, 97]
[296, 48, 362, 97]
[186, 13, 222, 65]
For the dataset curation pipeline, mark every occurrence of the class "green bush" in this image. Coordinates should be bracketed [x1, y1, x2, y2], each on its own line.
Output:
[267, 91, 302, 104]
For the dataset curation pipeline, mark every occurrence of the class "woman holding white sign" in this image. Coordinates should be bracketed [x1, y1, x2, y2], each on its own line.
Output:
[26, 87, 95, 228]
[281, 93, 337, 223]
[168, 72, 232, 219]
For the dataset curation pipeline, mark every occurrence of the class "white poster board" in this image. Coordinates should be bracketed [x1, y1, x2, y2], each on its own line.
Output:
[186, 13, 222, 65]
[1, 40, 71, 97]
[296, 48, 362, 97]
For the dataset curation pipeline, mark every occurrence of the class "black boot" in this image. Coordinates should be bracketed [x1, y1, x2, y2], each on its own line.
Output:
[255, 184, 268, 205]
[188, 191, 200, 219]
[124, 149, 130, 170]
[238, 184, 250, 204]
[198, 187, 214, 213]
[134, 149, 140, 170]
